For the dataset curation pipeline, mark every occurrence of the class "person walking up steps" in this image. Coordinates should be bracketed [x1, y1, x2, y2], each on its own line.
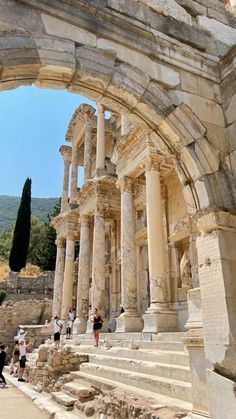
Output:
[0, 344, 7, 388]
[91, 307, 103, 347]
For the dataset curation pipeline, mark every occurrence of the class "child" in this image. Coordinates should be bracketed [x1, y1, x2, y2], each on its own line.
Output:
[66, 319, 73, 339]
[0, 344, 7, 388]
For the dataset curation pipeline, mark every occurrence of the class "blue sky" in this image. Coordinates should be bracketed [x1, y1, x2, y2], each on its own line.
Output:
[0, 86, 93, 198]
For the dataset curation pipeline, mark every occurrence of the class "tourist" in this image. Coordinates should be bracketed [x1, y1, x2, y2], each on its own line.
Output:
[18, 339, 31, 382]
[15, 328, 27, 342]
[68, 308, 76, 322]
[92, 307, 103, 347]
[0, 344, 7, 388]
[52, 315, 63, 349]
[66, 318, 73, 339]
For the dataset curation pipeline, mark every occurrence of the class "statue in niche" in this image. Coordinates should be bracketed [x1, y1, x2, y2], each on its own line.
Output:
[180, 250, 192, 288]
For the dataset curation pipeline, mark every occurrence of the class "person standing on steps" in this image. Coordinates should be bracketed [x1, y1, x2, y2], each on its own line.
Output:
[91, 307, 103, 347]
[52, 315, 63, 349]
[18, 338, 32, 382]
[0, 344, 7, 388]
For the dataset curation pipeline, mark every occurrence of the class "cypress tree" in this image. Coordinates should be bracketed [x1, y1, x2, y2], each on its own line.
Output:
[9, 178, 32, 272]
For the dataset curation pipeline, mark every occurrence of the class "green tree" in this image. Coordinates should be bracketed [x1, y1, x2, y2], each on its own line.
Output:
[29, 200, 60, 270]
[0, 224, 14, 262]
[9, 178, 32, 272]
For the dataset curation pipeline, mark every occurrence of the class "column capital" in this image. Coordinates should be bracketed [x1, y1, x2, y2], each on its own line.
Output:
[95, 203, 104, 217]
[116, 176, 133, 194]
[55, 238, 65, 248]
[66, 231, 77, 241]
[144, 155, 160, 172]
[80, 214, 90, 227]
[59, 145, 72, 162]
[197, 211, 236, 235]
[97, 103, 104, 113]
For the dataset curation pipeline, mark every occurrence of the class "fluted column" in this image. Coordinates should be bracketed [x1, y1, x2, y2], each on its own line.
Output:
[143, 156, 177, 333]
[86, 204, 108, 331]
[77, 215, 91, 333]
[92, 205, 105, 312]
[116, 177, 143, 332]
[61, 233, 75, 321]
[52, 238, 66, 317]
[84, 121, 93, 182]
[70, 141, 79, 204]
[96, 104, 105, 171]
[59, 145, 71, 212]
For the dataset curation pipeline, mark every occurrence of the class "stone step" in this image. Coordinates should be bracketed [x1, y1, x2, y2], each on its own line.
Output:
[70, 372, 192, 411]
[71, 331, 186, 342]
[75, 332, 142, 340]
[152, 332, 186, 342]
[138, 340, 185, 351]
[71, 338, 185, 352]
[63, 381, 95, 399]
[51, 392, 77, 410]
[82, 353, 191, 382]
[73, 345, 190, 366]
[77, 363, 192, 402]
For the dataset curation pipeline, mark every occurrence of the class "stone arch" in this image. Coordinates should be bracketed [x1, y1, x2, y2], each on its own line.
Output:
[1, 34, 235, 215]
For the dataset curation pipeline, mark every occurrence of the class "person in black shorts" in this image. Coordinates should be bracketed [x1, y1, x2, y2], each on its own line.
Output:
[92, 307, 103, 347]
[52, 316, 63, 349]
[0, 344, 7, 388]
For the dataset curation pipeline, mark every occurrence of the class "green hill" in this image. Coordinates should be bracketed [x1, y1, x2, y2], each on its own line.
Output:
[0, 195, 60, 231]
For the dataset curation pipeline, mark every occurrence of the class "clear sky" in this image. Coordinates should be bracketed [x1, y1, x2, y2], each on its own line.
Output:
[0, 86, 94, 198]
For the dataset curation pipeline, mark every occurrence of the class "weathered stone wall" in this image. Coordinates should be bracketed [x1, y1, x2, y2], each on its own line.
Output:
[28, 344, 88, 392]
[0, 298, 52, 357]
[0, 271, 54, 301]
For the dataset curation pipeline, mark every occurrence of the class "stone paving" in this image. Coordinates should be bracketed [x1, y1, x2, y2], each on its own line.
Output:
[0, 380, 50, 419]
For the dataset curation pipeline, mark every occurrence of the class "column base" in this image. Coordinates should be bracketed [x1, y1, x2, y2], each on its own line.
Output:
[76, 317, 88, 334]
[142, 309, 177, 334]
[115, 313, 143, 333]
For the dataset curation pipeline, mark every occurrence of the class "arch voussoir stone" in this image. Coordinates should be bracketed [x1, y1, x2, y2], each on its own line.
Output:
[34, 35, 76, 89]
[0, 34, 40, 89]
[74, 45, 116, 93]
[107, 62, 150, 110]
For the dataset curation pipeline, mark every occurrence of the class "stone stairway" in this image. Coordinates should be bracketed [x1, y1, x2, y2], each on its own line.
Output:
[51, 332, 192, 416]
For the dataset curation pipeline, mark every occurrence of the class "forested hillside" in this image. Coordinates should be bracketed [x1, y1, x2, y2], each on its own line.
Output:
[0, 195, 59, 231]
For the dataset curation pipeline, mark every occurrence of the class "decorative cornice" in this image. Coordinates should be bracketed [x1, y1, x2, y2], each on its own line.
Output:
[66, 103, 96, 142]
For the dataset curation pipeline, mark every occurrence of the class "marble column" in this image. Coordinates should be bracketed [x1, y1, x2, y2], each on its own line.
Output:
[59, 145, 71, 212]
[52, 238, 66, 318]
[116, 177, 143, 332]
[76, 215, 91, 333]
[87, 204, 107, 332]
[143, 157, 177, 334]
[95, 104, 105, 172]
[61, 233, 75, 321]
[84, 121, 93, 182]
[70, 141, 79, 204]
